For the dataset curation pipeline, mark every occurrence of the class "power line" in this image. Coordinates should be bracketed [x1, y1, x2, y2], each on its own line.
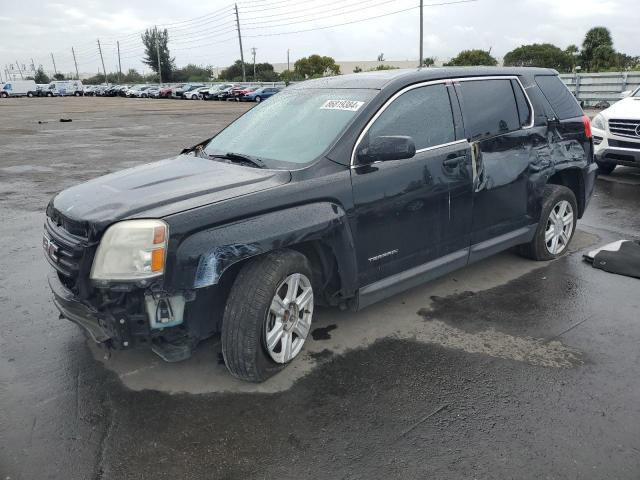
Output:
[242, 0, 405, 28]
[244, 0, 478, 37]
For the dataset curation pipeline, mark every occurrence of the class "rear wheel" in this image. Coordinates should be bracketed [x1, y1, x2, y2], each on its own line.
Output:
[221, 249, 314, 382]
[596, 160, 616, 175]
[519, 184, 577, 261]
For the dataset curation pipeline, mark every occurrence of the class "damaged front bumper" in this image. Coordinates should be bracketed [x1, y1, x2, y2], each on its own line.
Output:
[49, 272, 135, 347]
[48, 273, 194, 362]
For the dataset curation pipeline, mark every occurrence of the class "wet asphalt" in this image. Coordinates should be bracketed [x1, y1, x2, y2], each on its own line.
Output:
[1, 98, 639, 479]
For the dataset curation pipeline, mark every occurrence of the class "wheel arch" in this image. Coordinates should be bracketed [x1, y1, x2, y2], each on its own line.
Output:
[169, 202, 358, 304]
[547, 167, 585, 218]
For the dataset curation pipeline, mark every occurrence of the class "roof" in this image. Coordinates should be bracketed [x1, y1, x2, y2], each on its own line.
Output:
[289, 67, 558, 90]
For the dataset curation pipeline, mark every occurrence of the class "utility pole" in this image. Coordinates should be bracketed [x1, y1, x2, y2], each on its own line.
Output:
[97, 39, 107, 84]
[287, 49, 290, 71]
[155, 27, 162, 84]
[117, 41, 122, 84]
[418, 0, 423, 67]
[51, 53, 58, 77]
[251, 47, 257, 81]
[30, 58, 36, 74]
[234, 3, 246, 82]
[15, 60, 24, 79]
[71, 47, 79, 79]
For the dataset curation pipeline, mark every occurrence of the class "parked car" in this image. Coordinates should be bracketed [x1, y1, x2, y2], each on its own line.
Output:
[217, 85, 250, 101]
[241, 86, 281, 102]
[203, 84, 235, 100]
[591, 85, 640, 174]
[183, 86, 209, 100]
[43, 67, 596, 382]
[146, 86, 161, 98]
[173, 83, 204, 99]
[159, 84, 179, 98]
[135, 85, 157, 98]
[46, 80, 84, 96]
[232, 86, 257, 101]
[1, 79, 37, 98]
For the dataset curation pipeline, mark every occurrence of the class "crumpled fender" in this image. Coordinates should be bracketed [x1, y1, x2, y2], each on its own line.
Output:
[169, 202, 357, 294]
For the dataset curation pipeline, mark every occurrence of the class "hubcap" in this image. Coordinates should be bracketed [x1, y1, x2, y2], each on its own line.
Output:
[545, 200, 574, 255]
[264, 273, 314, 364]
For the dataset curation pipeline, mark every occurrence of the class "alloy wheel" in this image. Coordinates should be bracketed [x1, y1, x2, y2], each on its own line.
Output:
[264, 273, 313, 363]
[545, 200, 574, 255]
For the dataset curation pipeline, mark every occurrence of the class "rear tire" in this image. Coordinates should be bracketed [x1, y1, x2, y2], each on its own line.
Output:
[596, 160, 616, 175]
[519, 184, 577, 261]
[221, 249, 314, 382]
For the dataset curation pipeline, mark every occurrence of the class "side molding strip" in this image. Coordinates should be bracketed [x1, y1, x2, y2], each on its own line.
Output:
[356, 248, 469, 310]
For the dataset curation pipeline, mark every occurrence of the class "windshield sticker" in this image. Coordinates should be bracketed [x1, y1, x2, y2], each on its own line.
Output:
[320, 100, 365, 111]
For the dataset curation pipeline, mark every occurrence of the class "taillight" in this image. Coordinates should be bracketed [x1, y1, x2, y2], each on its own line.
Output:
[582, 115, 592, 139]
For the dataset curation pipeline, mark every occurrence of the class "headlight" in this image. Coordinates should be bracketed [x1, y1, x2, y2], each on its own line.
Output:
[90, 219, 168, 282]
[592, 114, 606, 131]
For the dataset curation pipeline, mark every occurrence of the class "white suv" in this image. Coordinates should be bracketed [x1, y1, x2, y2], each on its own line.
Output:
[591, 86, 640, 174]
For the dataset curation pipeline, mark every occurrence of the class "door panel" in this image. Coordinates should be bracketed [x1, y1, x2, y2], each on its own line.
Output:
[351, 142, 472, 286]
[349, 82, 473, 287]
[454, 78, 536, 244]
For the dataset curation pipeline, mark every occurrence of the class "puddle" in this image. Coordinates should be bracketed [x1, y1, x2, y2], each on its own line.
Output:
[311, 324, 337, 340]
[92, 230, 599, 395]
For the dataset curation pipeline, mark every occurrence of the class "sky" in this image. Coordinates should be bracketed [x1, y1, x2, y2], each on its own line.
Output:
[1, 0, 638, 79]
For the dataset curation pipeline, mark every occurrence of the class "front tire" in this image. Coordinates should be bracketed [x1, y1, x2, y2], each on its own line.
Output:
[221, 249, 314, 382]
[519, 184, 577, 261]
[596, 160, 616, 175]
[255, 96, 262, 103]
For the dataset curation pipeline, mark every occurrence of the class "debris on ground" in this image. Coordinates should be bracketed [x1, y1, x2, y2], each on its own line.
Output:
[584, 240, 640, 279]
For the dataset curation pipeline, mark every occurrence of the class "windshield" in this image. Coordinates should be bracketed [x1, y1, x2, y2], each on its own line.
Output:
[204, 88, 376, 169]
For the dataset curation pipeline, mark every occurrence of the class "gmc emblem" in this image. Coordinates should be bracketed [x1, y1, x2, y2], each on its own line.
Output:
[43, 235, 59, 262]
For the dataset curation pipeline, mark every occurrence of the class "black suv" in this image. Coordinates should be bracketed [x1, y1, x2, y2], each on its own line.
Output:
[44, 67, 596, 382]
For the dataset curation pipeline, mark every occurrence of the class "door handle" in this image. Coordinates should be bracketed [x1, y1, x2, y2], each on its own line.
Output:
[443, 155, 466, 168]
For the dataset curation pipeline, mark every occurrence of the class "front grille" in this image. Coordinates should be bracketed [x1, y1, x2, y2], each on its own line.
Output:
[44, 216, 94, 296]
[609, 119, 640, 139]
[609, 139, 640, 150]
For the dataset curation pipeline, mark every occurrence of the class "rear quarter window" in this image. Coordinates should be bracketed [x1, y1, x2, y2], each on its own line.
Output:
[534, 75, 583, 120]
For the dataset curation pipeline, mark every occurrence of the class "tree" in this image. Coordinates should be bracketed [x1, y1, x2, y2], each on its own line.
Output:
[422, 57, 436, 67]
[34, 66, 49, 84]
[503, 43, 573, 72]
[141, 28, 175, 81]
[219, 60, 279, 81]
[53, 73, 65, 80]
[173, 64, 213, 82]
[353, 66, 363, 73]
[444, 49, 497, 66]
[377, 53, 385, 62]
[294, 55, 340, 78]
[580, 27, 614, 71]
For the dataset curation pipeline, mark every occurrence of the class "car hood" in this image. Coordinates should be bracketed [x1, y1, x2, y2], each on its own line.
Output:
[601, 97, 640, 119]
[51, 154, 291, 234]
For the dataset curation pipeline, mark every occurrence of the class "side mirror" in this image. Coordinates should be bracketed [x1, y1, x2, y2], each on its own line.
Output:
[357, 135, 416, 164]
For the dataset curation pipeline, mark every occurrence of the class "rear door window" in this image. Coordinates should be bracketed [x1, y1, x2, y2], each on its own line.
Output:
[457, 79, 521, 140]
[535, 75, 583, 120]
[368, 83, 456, 150]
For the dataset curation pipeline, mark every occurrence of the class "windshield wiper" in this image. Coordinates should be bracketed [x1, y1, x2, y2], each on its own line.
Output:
[205, 151, 266, 169]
